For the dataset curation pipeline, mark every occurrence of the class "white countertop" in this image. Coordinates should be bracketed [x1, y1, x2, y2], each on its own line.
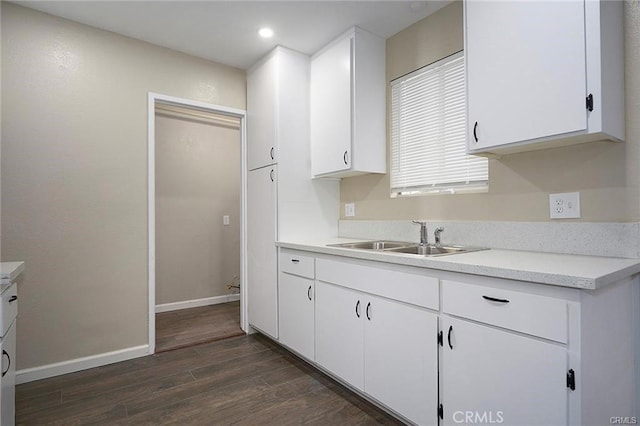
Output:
[1, 261, 25, 282]
[277, 239, 640, 290]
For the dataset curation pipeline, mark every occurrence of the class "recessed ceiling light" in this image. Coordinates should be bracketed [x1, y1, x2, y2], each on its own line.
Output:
[258, 28, 274, 39]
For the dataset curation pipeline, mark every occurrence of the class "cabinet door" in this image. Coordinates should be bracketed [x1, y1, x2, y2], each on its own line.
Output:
[466, 0, 587, 151]
[310, 35, 352, 176]
[247, 166, 278, 338]
[0, 322, 16, 426]
[247, 53, 277, 170]
[278, 272, 314, 361]
[440, 317, 567, 426]
[315, 281, 364, 390]
[364, 295, 438, 425]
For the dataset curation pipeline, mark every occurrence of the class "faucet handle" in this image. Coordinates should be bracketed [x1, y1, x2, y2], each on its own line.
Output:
[434, 227, 444, 248]
[412, 220, 427, 226]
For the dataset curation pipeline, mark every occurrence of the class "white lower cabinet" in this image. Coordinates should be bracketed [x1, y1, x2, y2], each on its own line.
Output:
[314, 257, 439, 425]
[278, 250, 316, 361]
[273, 252, 637, 426]
[440, 317, 567, 426]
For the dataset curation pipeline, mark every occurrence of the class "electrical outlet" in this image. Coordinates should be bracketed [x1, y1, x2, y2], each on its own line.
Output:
[223, 215, 230, 225]
[549, 192, 581, 219]
[345, 203, 356, 217]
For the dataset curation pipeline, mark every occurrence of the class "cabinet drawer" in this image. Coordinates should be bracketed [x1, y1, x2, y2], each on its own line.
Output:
[0, 284, 17, 337]
[317, 258, 439, 310]
[442, 280, 567, 343]
[279, 250, 315, 279]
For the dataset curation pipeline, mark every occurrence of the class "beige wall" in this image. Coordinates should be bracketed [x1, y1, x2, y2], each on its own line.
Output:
[155, 113, 240, 305]
[1, 3, 245, 370]
[341, 1, 640, 223]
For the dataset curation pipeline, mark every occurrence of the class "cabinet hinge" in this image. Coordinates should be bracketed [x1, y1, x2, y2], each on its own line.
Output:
[438, 330, 443, 346]
[438, 404, 444, 419]
[586, 93, 594, 112]
[567, 369, 576, 391]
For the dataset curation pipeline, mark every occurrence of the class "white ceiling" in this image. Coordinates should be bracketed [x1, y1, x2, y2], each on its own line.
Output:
[13, 1, 451, 69]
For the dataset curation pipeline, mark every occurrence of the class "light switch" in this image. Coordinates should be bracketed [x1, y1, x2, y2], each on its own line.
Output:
[223, 215, 230, 225]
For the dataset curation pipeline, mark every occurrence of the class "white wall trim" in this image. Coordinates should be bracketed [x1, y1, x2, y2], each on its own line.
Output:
[16, 345, 149, 384]
[148, 92, 249, 355]
[155, 294, 240, 313]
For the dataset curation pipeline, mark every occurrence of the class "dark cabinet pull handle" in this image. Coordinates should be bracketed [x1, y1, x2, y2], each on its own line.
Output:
[269, 169, 274, 182]
[473, 121, 478, 142]
[2, 350, 10, 377]
[343, 150, 348, 165]
[482, 295, 510, 304]
[291, 259, 300, 263]
[270, 147, 274, 160]
[366, 302, 371, 321]
[307, 286, 312, 301]
[355, 300, 360, 318]
[8, 296, 17, 303]
[447, 325, 454, 349]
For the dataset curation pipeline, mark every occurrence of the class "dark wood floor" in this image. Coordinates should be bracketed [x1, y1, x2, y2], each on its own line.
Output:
[156, 301, 244, 352]
[16, 333, 403, 425]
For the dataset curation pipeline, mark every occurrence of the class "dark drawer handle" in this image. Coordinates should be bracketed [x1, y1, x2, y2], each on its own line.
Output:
[473, 121, 478, 142]
[291, 259, 300, 263]
[8, 296, 17, 303]
[355, 300, 360, 318]
[366, 302, 371, 321]
[343, 150, 348, 165]
[482, 295, 510, 304]
[447, 325, 454, 350]
[2, 350, 10, 377]
[307, 285, 312, 301]
[270, 147, 275, 160]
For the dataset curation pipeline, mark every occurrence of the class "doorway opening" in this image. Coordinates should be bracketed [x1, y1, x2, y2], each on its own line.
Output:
[147, 93, 248, 354]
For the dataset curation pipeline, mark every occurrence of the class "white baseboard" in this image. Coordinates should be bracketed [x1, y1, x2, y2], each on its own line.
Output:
[16, 344, 150, 384]
[155, 293, 240, 313]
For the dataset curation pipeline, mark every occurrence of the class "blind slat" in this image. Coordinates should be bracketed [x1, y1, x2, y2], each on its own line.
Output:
[390, 51, 487, 196]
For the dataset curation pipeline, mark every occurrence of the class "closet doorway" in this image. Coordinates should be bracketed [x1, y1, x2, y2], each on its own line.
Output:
[147, 93, 248, 354]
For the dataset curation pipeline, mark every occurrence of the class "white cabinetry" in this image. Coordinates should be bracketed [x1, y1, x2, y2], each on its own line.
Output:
[0, 283, 17, 426]
[278, 250, 315, 361]
[247, 166, 277, 338]
[246, 47, 339, 338]
[440, 280, 569, 425]
[315, 257, 439, 425]
[310, 27, 386, 178]
[465, 0, 624, 155]
[247, 50, 276, 170]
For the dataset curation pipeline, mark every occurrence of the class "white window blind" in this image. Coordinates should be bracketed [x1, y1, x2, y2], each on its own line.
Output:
[390, 51, 488, 196]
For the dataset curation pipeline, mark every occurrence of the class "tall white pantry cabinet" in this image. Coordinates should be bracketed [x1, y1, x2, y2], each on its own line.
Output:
[246, 46, 339, 338]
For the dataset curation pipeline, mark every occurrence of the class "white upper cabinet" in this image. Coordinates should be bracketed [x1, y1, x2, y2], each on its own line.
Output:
[465, 0, 624, 156]
[311, 27, 386, 178]
[247, 50, 277, 170]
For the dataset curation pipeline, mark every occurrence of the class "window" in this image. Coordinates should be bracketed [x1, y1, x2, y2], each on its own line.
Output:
[390, 51, 488, 196]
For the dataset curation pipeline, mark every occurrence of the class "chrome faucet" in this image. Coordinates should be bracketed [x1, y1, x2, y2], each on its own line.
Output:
[434, 227, 444, 248]
[412, 221, 428, 246]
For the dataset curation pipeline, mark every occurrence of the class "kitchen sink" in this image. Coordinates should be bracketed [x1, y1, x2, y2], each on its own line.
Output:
[327, 241, 488, 257]
[386, 245, 471, 256]
[327, 241, 412, 250]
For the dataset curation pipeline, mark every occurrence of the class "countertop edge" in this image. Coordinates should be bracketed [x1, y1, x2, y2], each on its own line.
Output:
[277, 240, 640, 290]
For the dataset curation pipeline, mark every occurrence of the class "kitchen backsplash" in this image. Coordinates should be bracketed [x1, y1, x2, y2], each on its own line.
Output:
[338, 220, 640, 259]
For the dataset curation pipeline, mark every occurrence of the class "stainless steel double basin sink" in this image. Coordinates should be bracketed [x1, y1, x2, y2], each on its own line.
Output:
[327, 240, 488, 257]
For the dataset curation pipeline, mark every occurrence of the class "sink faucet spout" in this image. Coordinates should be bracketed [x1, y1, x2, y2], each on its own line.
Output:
[412, 221, 428, 246]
